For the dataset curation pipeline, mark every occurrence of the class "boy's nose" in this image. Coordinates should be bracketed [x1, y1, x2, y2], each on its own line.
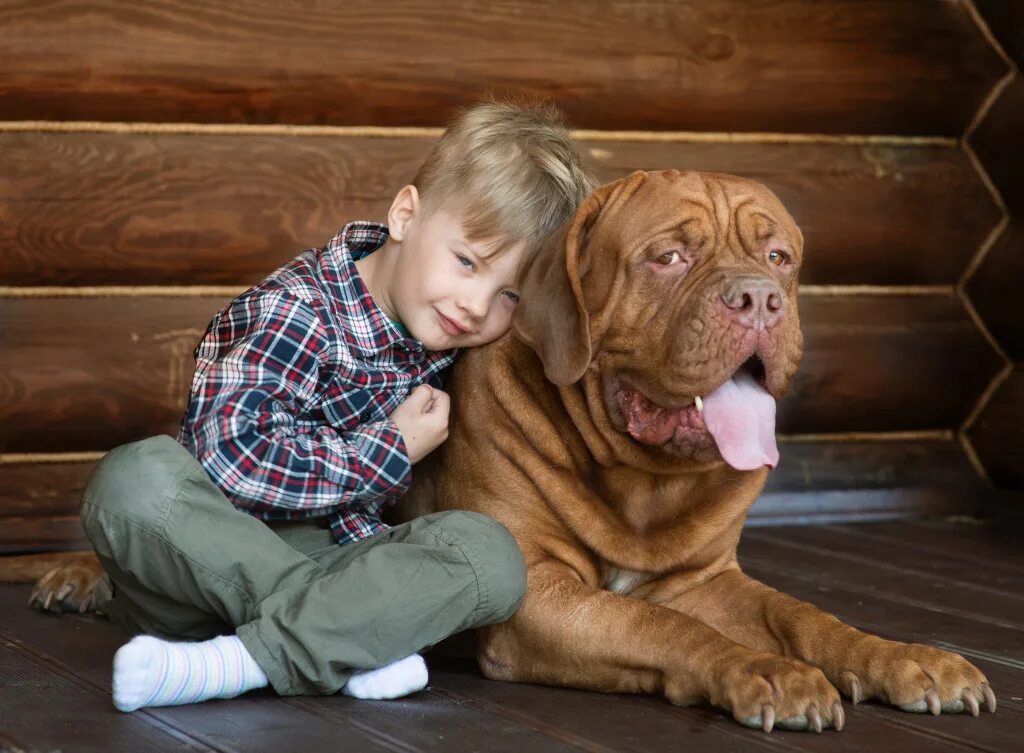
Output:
[457, 295, 489, 323]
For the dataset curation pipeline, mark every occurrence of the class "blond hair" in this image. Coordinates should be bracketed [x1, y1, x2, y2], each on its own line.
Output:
[412, 98, 597, 263]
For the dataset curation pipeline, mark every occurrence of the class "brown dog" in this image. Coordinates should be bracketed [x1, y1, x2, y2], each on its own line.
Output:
[17, 170, 996, 732]
[399, 169, 996, 732]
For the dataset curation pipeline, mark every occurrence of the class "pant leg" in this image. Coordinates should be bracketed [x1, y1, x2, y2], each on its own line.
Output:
[247, 511, 527, 694]
[80, 434, 333, 664]
[82, 434, 527, 696]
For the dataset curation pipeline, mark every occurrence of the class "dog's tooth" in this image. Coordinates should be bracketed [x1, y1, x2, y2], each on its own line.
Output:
[695, 396, 703, 412]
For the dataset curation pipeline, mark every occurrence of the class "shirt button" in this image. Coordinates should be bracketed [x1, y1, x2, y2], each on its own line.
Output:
[360, 411, 372, 423]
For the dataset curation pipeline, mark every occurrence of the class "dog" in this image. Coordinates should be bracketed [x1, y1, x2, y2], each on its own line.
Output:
[396, 169, 996, 732]
[12, 170, 996, 732]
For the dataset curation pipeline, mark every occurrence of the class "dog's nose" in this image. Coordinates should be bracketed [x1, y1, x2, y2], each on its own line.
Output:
[720, 277, 785, 329]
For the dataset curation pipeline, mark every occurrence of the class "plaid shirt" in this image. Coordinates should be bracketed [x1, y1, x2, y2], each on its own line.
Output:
[177, 221, 458, 544]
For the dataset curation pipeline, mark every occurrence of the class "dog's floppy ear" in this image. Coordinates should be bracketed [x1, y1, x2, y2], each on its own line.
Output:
[512, 179, 621, 385]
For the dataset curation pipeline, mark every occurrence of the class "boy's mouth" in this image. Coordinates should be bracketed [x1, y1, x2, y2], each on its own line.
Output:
[436, 309, 472, 336]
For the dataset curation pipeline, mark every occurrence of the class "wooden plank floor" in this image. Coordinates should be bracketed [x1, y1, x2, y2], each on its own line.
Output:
[1, 518, 1021, 753]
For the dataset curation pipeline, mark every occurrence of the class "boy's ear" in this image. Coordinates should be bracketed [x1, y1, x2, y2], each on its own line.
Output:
[511, 181, 616, 386]
[388, 185, 420, 242]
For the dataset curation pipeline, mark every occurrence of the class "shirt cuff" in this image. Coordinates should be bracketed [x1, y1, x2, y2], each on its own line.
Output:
[346, 418, 412, 501]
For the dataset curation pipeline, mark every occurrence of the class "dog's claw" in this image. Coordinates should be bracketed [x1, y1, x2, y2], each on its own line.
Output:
[926, 688, 941, 716]
[55, 582, 74, 602]
[807, 705, 822, 733]
[965, 692, 980, 717]
[842, 671, 862, 704]
[739, 705, 776, 733]
[833, 702, 845, 731]
[982, 684, 997, 713]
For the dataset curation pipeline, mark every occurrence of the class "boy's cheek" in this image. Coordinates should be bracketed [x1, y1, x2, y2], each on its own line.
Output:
[467, 319, 513, 348]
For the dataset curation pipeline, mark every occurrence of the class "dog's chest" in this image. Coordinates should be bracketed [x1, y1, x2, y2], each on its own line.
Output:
[602, 565, 655, 595]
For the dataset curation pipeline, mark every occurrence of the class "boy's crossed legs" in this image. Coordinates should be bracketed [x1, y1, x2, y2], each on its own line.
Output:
[80, 435, 526, 711]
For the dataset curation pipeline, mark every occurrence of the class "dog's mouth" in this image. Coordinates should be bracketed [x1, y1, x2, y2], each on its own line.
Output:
[612, 355, 779, 471]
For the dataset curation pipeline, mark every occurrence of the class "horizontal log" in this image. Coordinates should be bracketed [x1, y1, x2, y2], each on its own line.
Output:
[779, 293, 1002, 433]
[0, 293, 1003, 453]
[751, 439, 983, 525]
[0, 463, 93, 517]
[746, 489, 983, 527]
[764, 440, 978, 493]
[0, 440, 982, 551]
[2, 441, 976, 516]
[0, 0, 1005, 134]
[0, 132, 999, 286]
[0, 516, 88, 554]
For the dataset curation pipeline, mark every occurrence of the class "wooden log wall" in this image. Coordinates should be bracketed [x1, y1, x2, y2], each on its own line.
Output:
[965, 2, 1024, 490]
[0, 0, 1019, 552]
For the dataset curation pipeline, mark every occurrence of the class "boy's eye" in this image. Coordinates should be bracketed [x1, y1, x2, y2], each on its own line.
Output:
[456, 254, 475, 272]
[503, 291, 520, 305]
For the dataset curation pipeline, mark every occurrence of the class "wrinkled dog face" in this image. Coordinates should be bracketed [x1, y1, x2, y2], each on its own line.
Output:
[515, 170, 805, 471]
[598, 171, 803, 468]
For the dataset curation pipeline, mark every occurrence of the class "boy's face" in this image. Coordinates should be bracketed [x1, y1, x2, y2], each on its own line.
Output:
[390, 192, 527, 351]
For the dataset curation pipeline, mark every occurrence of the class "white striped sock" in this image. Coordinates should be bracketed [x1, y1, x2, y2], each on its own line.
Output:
[112, 634, 269, 712]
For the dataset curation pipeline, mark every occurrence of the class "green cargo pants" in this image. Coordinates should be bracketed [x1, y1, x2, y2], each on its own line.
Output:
[79, 434, 527, 696]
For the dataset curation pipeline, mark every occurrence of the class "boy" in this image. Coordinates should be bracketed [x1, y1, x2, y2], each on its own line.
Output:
[79, 100, 596, 712]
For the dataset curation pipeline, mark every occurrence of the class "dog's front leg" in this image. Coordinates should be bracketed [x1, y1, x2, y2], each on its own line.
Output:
[478, 559, 842, 732]
[664, 568, 996, 718]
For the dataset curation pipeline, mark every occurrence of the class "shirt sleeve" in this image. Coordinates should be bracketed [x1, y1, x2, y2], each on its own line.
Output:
[183, 289, 412, 519]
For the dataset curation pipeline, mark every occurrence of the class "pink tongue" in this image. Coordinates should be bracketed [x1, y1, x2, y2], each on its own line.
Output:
[701, 370, 779, 471]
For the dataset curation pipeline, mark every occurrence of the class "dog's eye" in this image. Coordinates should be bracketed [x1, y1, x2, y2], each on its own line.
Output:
[656, 250, 681, 266]
[768, 250, 788, 267]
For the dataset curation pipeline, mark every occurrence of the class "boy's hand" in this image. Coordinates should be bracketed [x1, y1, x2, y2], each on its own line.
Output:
[389, 385, 450, 464]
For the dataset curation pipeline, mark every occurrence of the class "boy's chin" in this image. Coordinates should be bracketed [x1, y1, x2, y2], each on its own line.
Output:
[418, 331, 495, 352]
[410, 328, 458, 352]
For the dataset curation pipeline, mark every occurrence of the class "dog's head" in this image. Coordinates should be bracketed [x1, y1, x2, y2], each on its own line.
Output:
[513, 170, 804, 471]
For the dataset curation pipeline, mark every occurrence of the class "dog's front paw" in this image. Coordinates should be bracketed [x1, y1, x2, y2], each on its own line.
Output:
[837, 639, 996, 716]
[700, 650, 844, 733]
[29, 560, 106, 614]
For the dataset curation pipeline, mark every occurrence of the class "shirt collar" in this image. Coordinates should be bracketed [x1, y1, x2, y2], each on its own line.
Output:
[319, 221, 445, 359]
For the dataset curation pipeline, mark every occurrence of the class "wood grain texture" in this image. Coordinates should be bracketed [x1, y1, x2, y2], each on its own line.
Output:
[0, 293, 1003, 453]
[0, 463, 93, 517]
[0, 516, 88, 553]
[969, 365, 1024, 489]
[779, 294, 1002, 433]
[967, 221, 1024, 360]
[0, 0, 1006, 134]
[0, 296, 210, 454]
[0, 132, 1000, 286]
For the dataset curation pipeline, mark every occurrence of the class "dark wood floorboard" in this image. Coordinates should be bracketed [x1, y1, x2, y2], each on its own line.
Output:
[758, 524, 1024, 594]
[831, 519, 1024, 570]
[741, 530, 1024, 627]
[0, 519, 1021, 752]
